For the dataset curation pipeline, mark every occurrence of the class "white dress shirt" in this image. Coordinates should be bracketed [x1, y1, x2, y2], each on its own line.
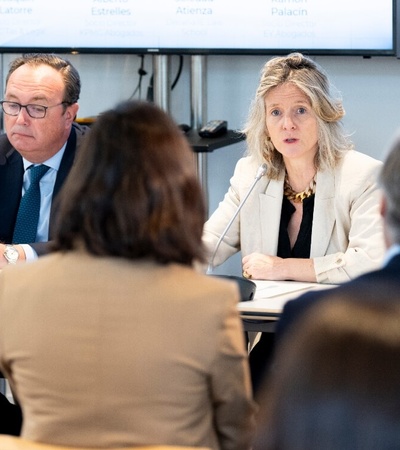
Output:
[382, 244, 400, 267]
[20, 143, 67, 261]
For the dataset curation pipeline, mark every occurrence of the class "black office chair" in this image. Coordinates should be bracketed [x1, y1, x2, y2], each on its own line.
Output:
[211, 275, 256, 302]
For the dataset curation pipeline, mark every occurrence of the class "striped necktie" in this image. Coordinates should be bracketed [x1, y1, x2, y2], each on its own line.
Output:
[12, 164, 50, 243]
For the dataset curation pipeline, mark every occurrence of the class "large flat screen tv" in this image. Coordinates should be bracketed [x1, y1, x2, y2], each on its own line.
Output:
[0, 0, 396, 56]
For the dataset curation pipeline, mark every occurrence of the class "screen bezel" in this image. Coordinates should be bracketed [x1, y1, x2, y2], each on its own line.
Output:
[0, 1, 397, 57]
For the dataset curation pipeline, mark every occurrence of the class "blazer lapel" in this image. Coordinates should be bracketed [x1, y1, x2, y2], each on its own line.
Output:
[53, 125, 77, 198]
[260, 177, 284, 255]
[310, 169, 336, 257]
[48, 126, 77, 238]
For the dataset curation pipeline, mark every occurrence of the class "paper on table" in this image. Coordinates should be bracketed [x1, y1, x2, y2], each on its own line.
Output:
[238, 280, 336, 314]
[253, 280, 318, 299]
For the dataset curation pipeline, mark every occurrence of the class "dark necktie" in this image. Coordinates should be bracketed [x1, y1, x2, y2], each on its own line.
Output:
[12, 164, 50, 244]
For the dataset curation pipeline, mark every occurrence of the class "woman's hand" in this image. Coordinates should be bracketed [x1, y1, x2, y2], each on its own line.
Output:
[242, 253, 286, 280]
[242, 252, 316, 282]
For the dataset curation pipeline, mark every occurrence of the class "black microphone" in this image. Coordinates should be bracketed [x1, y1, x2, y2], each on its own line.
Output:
[207, 163, 267, 301]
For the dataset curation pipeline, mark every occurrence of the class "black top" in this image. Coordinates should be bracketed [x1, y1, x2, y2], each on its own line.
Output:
[277, 194, 315, 259]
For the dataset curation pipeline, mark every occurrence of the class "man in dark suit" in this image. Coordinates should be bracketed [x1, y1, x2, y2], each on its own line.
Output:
[0, 54, 89, 434]
[275, 132, 400, 343]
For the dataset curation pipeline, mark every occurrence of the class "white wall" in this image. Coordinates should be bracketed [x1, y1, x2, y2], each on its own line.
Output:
[2, 53, 400, 274]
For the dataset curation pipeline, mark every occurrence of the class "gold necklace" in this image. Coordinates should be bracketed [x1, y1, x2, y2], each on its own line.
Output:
[284, 172, 316, 203]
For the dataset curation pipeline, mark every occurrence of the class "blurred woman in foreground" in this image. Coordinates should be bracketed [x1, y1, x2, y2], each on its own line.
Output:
[0, 100, 255, 449]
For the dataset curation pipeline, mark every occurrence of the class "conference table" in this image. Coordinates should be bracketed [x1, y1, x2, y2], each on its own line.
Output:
[239, 280, 337, 333]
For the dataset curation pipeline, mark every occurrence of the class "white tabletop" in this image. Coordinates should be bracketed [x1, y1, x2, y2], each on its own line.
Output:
[238, 280, 337, 321]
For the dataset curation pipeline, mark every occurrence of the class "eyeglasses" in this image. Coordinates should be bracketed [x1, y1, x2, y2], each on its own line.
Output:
[0, 101, 69, 119]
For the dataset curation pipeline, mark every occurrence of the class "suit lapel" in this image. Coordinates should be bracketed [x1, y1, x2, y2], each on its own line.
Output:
[310, 169, 336, 257]
[253, 168, 337, 258]
[53, 125, 77, 197]
[48, 126, 77, 238]
[260, 177, 284, 255]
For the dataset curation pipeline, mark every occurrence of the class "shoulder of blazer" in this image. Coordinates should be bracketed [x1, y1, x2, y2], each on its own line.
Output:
[54, 123, 90, 191]
[72, 121, 91, 144]
[65, 122, 91, 159]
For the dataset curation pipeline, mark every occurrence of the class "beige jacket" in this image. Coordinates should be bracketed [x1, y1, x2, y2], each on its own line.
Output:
[203, 151, 385, 284]
[0, 252, 255, 450]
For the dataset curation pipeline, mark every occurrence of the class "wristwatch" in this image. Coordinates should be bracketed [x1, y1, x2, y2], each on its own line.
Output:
[3, 245, 19, 265]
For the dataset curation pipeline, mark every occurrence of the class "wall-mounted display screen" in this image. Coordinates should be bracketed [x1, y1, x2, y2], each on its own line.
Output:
[0, 0, 396, 56]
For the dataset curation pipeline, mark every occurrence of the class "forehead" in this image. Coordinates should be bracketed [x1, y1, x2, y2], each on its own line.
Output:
[265, 83, 310, 107]
[5, 64, 65, 101]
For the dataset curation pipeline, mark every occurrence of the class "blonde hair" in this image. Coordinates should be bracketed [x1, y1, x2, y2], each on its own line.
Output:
[243, 52, 353, 179]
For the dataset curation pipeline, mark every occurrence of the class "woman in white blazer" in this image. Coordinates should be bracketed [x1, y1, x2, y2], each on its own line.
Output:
[203, 52, 384, 285]
[202, 53, 385, 391]
[204, 150, 383, 285]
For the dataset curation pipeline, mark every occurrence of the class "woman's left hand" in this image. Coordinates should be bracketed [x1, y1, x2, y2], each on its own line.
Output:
[242, 253, 286, 280]
[242, 252, 317, 282]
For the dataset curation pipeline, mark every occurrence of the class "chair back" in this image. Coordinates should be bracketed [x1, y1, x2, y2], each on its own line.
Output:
[0, 436, 211, 450]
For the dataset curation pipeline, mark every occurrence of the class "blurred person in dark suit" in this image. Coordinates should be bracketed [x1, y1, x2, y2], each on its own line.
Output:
[253, 295, 400, 450]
